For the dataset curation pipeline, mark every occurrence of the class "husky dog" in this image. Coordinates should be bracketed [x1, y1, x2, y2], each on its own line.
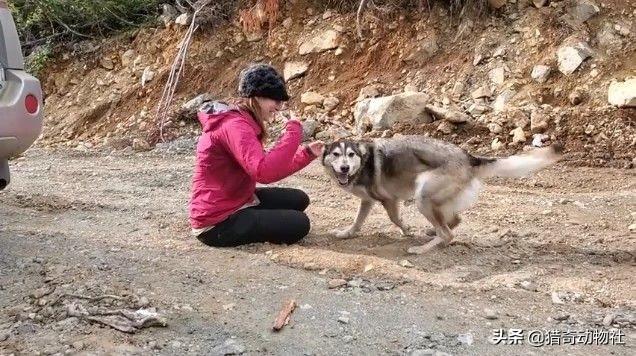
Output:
[321, 135, 563, 254]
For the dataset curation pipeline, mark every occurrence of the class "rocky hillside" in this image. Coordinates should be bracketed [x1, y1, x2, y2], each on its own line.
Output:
[37, 0, 635, 167]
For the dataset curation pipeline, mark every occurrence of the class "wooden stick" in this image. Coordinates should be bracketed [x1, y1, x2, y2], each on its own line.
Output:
[272, 299, 296, 331]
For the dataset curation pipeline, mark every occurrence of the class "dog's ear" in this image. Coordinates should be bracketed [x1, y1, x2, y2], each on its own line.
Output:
[357, 142, 372, 156]
[322, 142, 335, 160]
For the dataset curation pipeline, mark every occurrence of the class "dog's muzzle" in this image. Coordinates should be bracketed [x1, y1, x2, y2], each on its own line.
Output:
[336, 166, 350, 185]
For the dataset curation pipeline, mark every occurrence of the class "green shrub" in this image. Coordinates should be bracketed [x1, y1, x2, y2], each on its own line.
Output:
[8, 0, 162, 51]
[24, 43, 52, 76]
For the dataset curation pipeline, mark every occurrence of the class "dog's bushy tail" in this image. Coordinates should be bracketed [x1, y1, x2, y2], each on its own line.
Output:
[472, 144, 563, 178]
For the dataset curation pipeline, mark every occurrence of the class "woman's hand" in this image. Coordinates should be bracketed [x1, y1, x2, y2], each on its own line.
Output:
[307, 141, 324, 156]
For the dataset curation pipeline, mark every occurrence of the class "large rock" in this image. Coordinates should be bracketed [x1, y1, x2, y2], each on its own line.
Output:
[608, 78, 636, 108]
[283, 61, 309, 81]
[299, 30, 339, 55]
[301, 91, 325, 106]
[570, 0, 600, 24]
[180, 93, 215, 118]
[557, 40, 593, 75]
[354, 93, 433, 133]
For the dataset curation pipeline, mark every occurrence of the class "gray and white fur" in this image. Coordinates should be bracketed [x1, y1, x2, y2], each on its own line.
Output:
[321, 135, 563, 254]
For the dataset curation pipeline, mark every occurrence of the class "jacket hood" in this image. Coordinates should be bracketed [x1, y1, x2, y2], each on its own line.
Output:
[197, 101, 233, 132]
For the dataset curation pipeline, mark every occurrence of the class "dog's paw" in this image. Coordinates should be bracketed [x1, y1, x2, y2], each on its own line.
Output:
[332, 227, 357, 239]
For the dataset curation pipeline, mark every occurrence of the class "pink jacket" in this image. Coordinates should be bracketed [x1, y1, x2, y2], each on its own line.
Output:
[189, 104, 315, 229]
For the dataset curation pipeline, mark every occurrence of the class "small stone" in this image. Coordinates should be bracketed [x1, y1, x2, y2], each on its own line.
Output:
[452, 82, 465, 98]
[569, 88, 585, 105]
[602, 314, 615, 326]
[472, 86, 493, 100]
[335, 47, 344, 56]
[343, 335, 354, 343]
[399, 259, 414, 268]
[530, 111, 549, 133]
[175, 13, 191, 26]
[473, 53, 484, 66]
[553, 313, 570, 321]
[211, 339, 246, 356]
[0, 331, 9, 342]
[489, 67, 505, 85]
[491, 138, 504, 151]
[520, 280, 538, 292]
[493, 89, 516, 113]
[337, 316, 350, 324]
[357, 85, 381, 101]
[299, 30, 339, 55]
[510, 127, 526, 144]
[323, 96, 340, 112]
[410, 350, 434, 356]
[171, 341, 182, 348]
[141, 67, 155, 88]
[283, 61, 310, 82]
[468, 104, 490, 116]
[533, 0, 549, 7]
[328, 279, 347, 289]
[72, 341, 84, 350]
[404, 83, 419, 93]
[629, 223, 636, 232]
[132, 138, 151, 152]
[301, 91, 325, 106]
[493, 46, 506, 58]
[437, 121, 455, 134]
[484, 308, 498, 320]
[457, 332, 474, 345]
[532, 134, 549, 147]
[487, 123, 503, 134]
[121, 49, 136, 68]
[302, 119, 319, 139]
[282, 18, 293, 29]
[100, 57, 114, 70]
[551, 292, 565, 304]
[531, 65, 551, 83]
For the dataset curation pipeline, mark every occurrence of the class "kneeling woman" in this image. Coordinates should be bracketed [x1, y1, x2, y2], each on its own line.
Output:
[189, 64, 323, 247]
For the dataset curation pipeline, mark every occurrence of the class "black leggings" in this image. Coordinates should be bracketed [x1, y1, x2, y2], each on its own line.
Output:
[196, 187, 311, 247]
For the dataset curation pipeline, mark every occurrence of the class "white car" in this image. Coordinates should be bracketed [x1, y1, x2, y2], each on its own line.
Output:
[0, 0, 43, 190]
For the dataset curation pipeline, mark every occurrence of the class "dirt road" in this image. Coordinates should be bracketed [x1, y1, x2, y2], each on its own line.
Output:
[1, 145, 634, 355]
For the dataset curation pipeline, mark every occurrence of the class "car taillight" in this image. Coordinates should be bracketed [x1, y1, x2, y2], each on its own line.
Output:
[25, 94, 38, 114]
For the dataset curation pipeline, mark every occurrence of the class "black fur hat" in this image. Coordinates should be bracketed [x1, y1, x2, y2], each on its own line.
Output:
[238, 63, 290, 101]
